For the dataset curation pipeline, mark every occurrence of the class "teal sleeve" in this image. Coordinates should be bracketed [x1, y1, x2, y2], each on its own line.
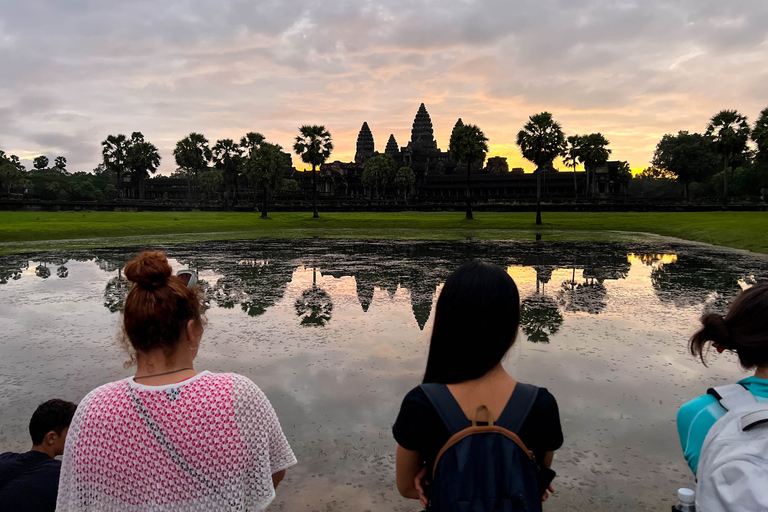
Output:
[677, 395, 719, 476]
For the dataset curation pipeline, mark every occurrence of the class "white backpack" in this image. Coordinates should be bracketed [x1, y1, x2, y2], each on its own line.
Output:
[696, 384, 768, 512]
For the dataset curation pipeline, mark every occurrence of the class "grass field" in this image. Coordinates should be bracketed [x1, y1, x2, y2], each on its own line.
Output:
[0, 210, 766, 254]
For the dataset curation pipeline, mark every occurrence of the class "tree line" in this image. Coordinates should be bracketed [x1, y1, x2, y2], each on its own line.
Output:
[1, 106, 767, 217]
[636, 108, 768, 201]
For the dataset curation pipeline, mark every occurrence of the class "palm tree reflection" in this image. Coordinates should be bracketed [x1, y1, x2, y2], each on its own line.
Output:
[295, 267, 334, 327]
[520, 294, 563, 343]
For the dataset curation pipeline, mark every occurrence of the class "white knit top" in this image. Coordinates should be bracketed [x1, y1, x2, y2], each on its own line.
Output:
[56, 371, 297, 511]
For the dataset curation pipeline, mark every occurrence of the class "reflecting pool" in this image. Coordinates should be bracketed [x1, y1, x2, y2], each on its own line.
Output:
[1, 238, 767, 511]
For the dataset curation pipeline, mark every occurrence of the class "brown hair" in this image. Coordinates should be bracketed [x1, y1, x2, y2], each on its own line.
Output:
[121, 251, 204, 365]
[690, 283, 768, 368]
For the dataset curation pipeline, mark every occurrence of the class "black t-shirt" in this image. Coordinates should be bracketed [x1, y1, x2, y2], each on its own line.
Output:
[0, 451, 62, 512]
[393, 384, 563, 473]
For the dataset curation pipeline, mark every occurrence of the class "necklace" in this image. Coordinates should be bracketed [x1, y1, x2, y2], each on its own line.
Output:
[134, 368, 195, 381]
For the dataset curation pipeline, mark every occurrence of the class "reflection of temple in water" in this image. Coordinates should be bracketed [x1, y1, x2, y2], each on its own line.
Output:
[3, 239, 765, 341]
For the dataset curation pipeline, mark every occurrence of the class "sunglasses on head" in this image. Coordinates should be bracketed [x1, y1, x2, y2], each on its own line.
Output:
[176, 270, 198, 289]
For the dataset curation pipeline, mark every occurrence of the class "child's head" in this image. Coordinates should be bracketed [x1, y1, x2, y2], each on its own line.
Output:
[423, 261, 520, 384]
[690, 283, 768, 369]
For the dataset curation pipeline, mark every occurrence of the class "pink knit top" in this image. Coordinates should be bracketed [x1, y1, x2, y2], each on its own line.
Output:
[56, 371, 296, 511]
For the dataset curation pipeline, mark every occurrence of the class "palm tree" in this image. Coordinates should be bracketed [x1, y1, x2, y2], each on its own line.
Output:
[293, 125, 333, 218]
[101, 134, 128, 199]
[174, 133, 212, 202]
[564, 135, 582, 199]
[450, 124, 489, 220]
[578, 133, 611, 198]
[125, 132, 161, 200]
[516, 112, 566, 225]
[706, 109, 751, 200]
[212, 139, 243, 210]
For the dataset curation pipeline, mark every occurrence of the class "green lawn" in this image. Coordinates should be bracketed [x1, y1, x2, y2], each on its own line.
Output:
[0, 211, 766, 254]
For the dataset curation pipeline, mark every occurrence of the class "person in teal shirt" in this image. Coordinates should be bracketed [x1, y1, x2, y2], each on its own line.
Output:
[676, 283, 768, 476]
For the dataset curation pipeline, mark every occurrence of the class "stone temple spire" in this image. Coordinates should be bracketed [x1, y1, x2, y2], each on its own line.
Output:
[451, 118, 464, 142]
[409, 103, 437, 151]
[385, 134, 399, 156]
[354, 122, 375, 163]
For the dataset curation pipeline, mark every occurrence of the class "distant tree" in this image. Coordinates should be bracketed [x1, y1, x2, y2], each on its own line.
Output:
[394, 166, 416, 202]
[706, 109, 750, 199]
[616, 161, 632, 182]
[102, 134, 129, 199]
[564, 135, 582, 198]
[450, 124, 489, 220]
[0, 162, 24, 195]
[174, 133, 212, 201]
[280, 179, 300, 192]
[33, 156, 49, 171]
[652, 131, 719, 198]
[293, 125, 333, 218]
[212, 139, 243, 210]
[125, 132, 161, 200]
[245, 142, 290, 218]
[578, 133, 612, 198]
[198, 168, 224, 203]
[516, 112, 566, 225]
[362, 154, 396, 198]
[752, 107, 768, 162]
[53, 156, 67, 173]
[240, 132, 266, 158]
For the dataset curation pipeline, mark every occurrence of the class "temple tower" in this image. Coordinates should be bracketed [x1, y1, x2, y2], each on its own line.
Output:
[450, 118, 464, 143]
[354, 122, 375, 163]
[385, 134, 399, 156]
[408, 103, 437, 151]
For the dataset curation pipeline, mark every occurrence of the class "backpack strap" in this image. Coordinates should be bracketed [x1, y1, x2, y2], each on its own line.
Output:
[420, 383, 472, 435]
[707, 383, 756, 412]
[496, 382, 539, 433]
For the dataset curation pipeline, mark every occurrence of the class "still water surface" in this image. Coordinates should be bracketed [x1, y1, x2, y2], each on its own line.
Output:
[1, 238, 767, 511]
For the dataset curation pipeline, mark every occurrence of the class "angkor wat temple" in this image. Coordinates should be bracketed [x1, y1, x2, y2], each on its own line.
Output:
[312, 103, 629, 201]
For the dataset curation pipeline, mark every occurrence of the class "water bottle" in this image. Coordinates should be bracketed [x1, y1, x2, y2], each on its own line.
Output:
[671, 488, 695, 512]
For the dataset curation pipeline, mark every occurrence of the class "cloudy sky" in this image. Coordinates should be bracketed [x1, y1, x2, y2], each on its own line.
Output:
[1, 0, 766, 174]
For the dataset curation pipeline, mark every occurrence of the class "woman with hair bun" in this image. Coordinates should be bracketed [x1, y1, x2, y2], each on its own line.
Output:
[677, 283, 768, 475]
[56, 251, 296, 511]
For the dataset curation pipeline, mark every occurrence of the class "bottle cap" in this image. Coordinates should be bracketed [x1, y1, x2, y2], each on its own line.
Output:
[678, 488, 695, 504]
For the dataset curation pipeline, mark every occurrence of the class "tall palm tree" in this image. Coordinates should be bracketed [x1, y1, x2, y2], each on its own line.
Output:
[125, 132, 161, 200]
[578, 133, 611, 198]
[516, 112, 566, 225]
[174, 133, 212, 202]
[102, 134, 128, 199]
[212, 139, 243, 210]
[293, 125, 333, 218]
[564, 135, 582, 199]
[706, 109, 750, 200]
[450, 124, 489, 220]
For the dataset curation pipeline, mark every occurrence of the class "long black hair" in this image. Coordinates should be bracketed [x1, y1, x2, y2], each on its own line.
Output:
[423, 261, 521, 384]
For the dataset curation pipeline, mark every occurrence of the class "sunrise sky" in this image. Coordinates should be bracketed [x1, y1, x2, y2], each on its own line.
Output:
[1, 0, 766, 174]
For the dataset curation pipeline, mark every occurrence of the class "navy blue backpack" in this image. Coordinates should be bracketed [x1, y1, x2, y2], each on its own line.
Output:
[420, 382, 543, 512]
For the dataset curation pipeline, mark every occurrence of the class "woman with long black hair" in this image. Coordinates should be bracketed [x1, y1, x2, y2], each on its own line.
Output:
[393, 261, 563, 510]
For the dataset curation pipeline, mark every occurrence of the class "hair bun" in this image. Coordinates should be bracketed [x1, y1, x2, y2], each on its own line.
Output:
[124, 251, 172, 289]
[701, 313, 730, 345]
